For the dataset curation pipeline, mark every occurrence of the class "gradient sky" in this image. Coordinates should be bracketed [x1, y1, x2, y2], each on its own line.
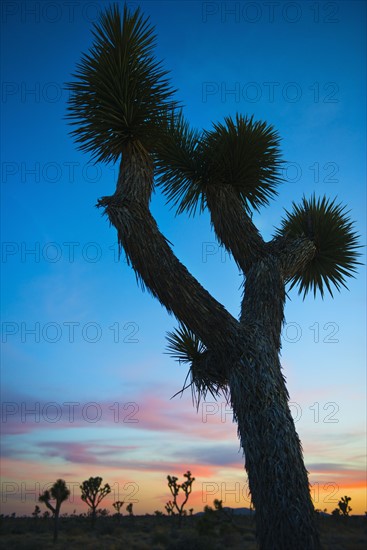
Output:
[1, 0, 366, 517]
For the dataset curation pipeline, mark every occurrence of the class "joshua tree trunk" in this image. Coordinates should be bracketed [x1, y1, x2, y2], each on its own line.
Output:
[97, 144, 321, 549]
[53, 511, 59, 543]
[229, 259, 320, 549]
[91, 508, 97, 529]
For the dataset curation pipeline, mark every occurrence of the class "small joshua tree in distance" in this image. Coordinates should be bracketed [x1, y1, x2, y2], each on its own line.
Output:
[80, 476, 111, 528]
[165, 500, 175, 516]
[39, 479, 70, 542]
[338, 495, 352, 517]
[166, 471, 195, 526]
[113, 500, 125, 516]
[32, 505, 41, 519]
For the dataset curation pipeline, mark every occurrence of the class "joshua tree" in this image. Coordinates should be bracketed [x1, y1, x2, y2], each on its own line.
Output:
[214, 499, 223, 511]
[338, 495, 352, 516]
[80, 477, 111, 528]
[165, 500, 175, 516]
[39, 479, 70, 542]
[166, 471, 195, 525]
[32, 505, 41, 519]
[66, 4, 361, 549]
[113, 500, 125, 516]
[126, 502, 134, 516]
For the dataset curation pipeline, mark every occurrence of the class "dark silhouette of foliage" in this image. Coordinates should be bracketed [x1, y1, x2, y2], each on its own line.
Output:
[39, 478, 70, 542]
[126, 503, 134, 516]
[165, 500, 175, 516]
[214, 499, 223, 511]
[113, 500, 124, 515]
[166, 471, 195, 526]
[66, 3, 178, 164]
[338, 495, 352, 516]
[275, 195, 361, 298]
[32, 505, 41, 518]
[80, 476, 111, 528]
[332, 496, 353, 518]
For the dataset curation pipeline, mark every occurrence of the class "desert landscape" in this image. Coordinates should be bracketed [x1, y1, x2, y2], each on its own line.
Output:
[1, 508, 366, 549]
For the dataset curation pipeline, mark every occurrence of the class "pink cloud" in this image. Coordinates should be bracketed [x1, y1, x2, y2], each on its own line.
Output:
[37, 441, 137, 465]
[1, 392, 238, 443]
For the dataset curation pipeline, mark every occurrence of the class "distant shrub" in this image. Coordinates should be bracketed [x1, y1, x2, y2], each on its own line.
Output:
[166, 532, 220, 550]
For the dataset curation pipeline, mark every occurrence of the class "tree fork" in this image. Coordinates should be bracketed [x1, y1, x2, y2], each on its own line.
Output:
[97, 146, 321, 548]
[205, 185, 266, 273]
[97, 145, 238, 353]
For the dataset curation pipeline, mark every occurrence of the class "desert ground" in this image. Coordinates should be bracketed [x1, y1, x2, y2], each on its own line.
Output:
[0, 513, 366, 549]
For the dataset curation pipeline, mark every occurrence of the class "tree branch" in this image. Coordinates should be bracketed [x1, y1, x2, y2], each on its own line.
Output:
[97, 145, 239, 352]
[240, 257, 285, 351]
[205, 185, 266, 274]
[266, 236, 316, 280]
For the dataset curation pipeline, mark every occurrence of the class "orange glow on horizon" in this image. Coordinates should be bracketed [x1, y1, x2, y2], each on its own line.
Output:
[1, 458, 366, 517]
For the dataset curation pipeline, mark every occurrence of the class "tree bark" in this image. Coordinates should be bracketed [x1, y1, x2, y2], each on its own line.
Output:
[231, 258, 321, 549]
[205, 185, 266, 273]
[97, 144, 238, 353]
[98, 145, 321, 549]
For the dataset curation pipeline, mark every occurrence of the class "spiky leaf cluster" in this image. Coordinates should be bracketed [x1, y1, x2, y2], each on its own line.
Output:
[276, 195, 361, 298]
[166, 323, 206, 364]
[156, 113, 283, 215]
[166, 324, 228, 406]
[154, 111, 204, 215]
[66, 4, 177, 163]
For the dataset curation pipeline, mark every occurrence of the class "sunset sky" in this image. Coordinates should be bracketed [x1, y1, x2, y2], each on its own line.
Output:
[1, 0, 366, 516]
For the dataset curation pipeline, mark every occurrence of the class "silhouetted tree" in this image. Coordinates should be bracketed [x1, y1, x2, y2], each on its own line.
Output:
[166, 471, 195, 525]
[338, 495, 352, 516]
[39, 479, 70, 542]
[66, 4, 361, 548]
[113, 500, 124, 516]
[126, 502, 134, 516]
[80, 477, 111, 528]
[165, 500, 175, 516]
[32, 505, 41, 519]
[214, 499, 223, 511]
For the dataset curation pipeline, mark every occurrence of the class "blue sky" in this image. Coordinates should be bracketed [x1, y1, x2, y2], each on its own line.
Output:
[1, 0, 366, 515]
